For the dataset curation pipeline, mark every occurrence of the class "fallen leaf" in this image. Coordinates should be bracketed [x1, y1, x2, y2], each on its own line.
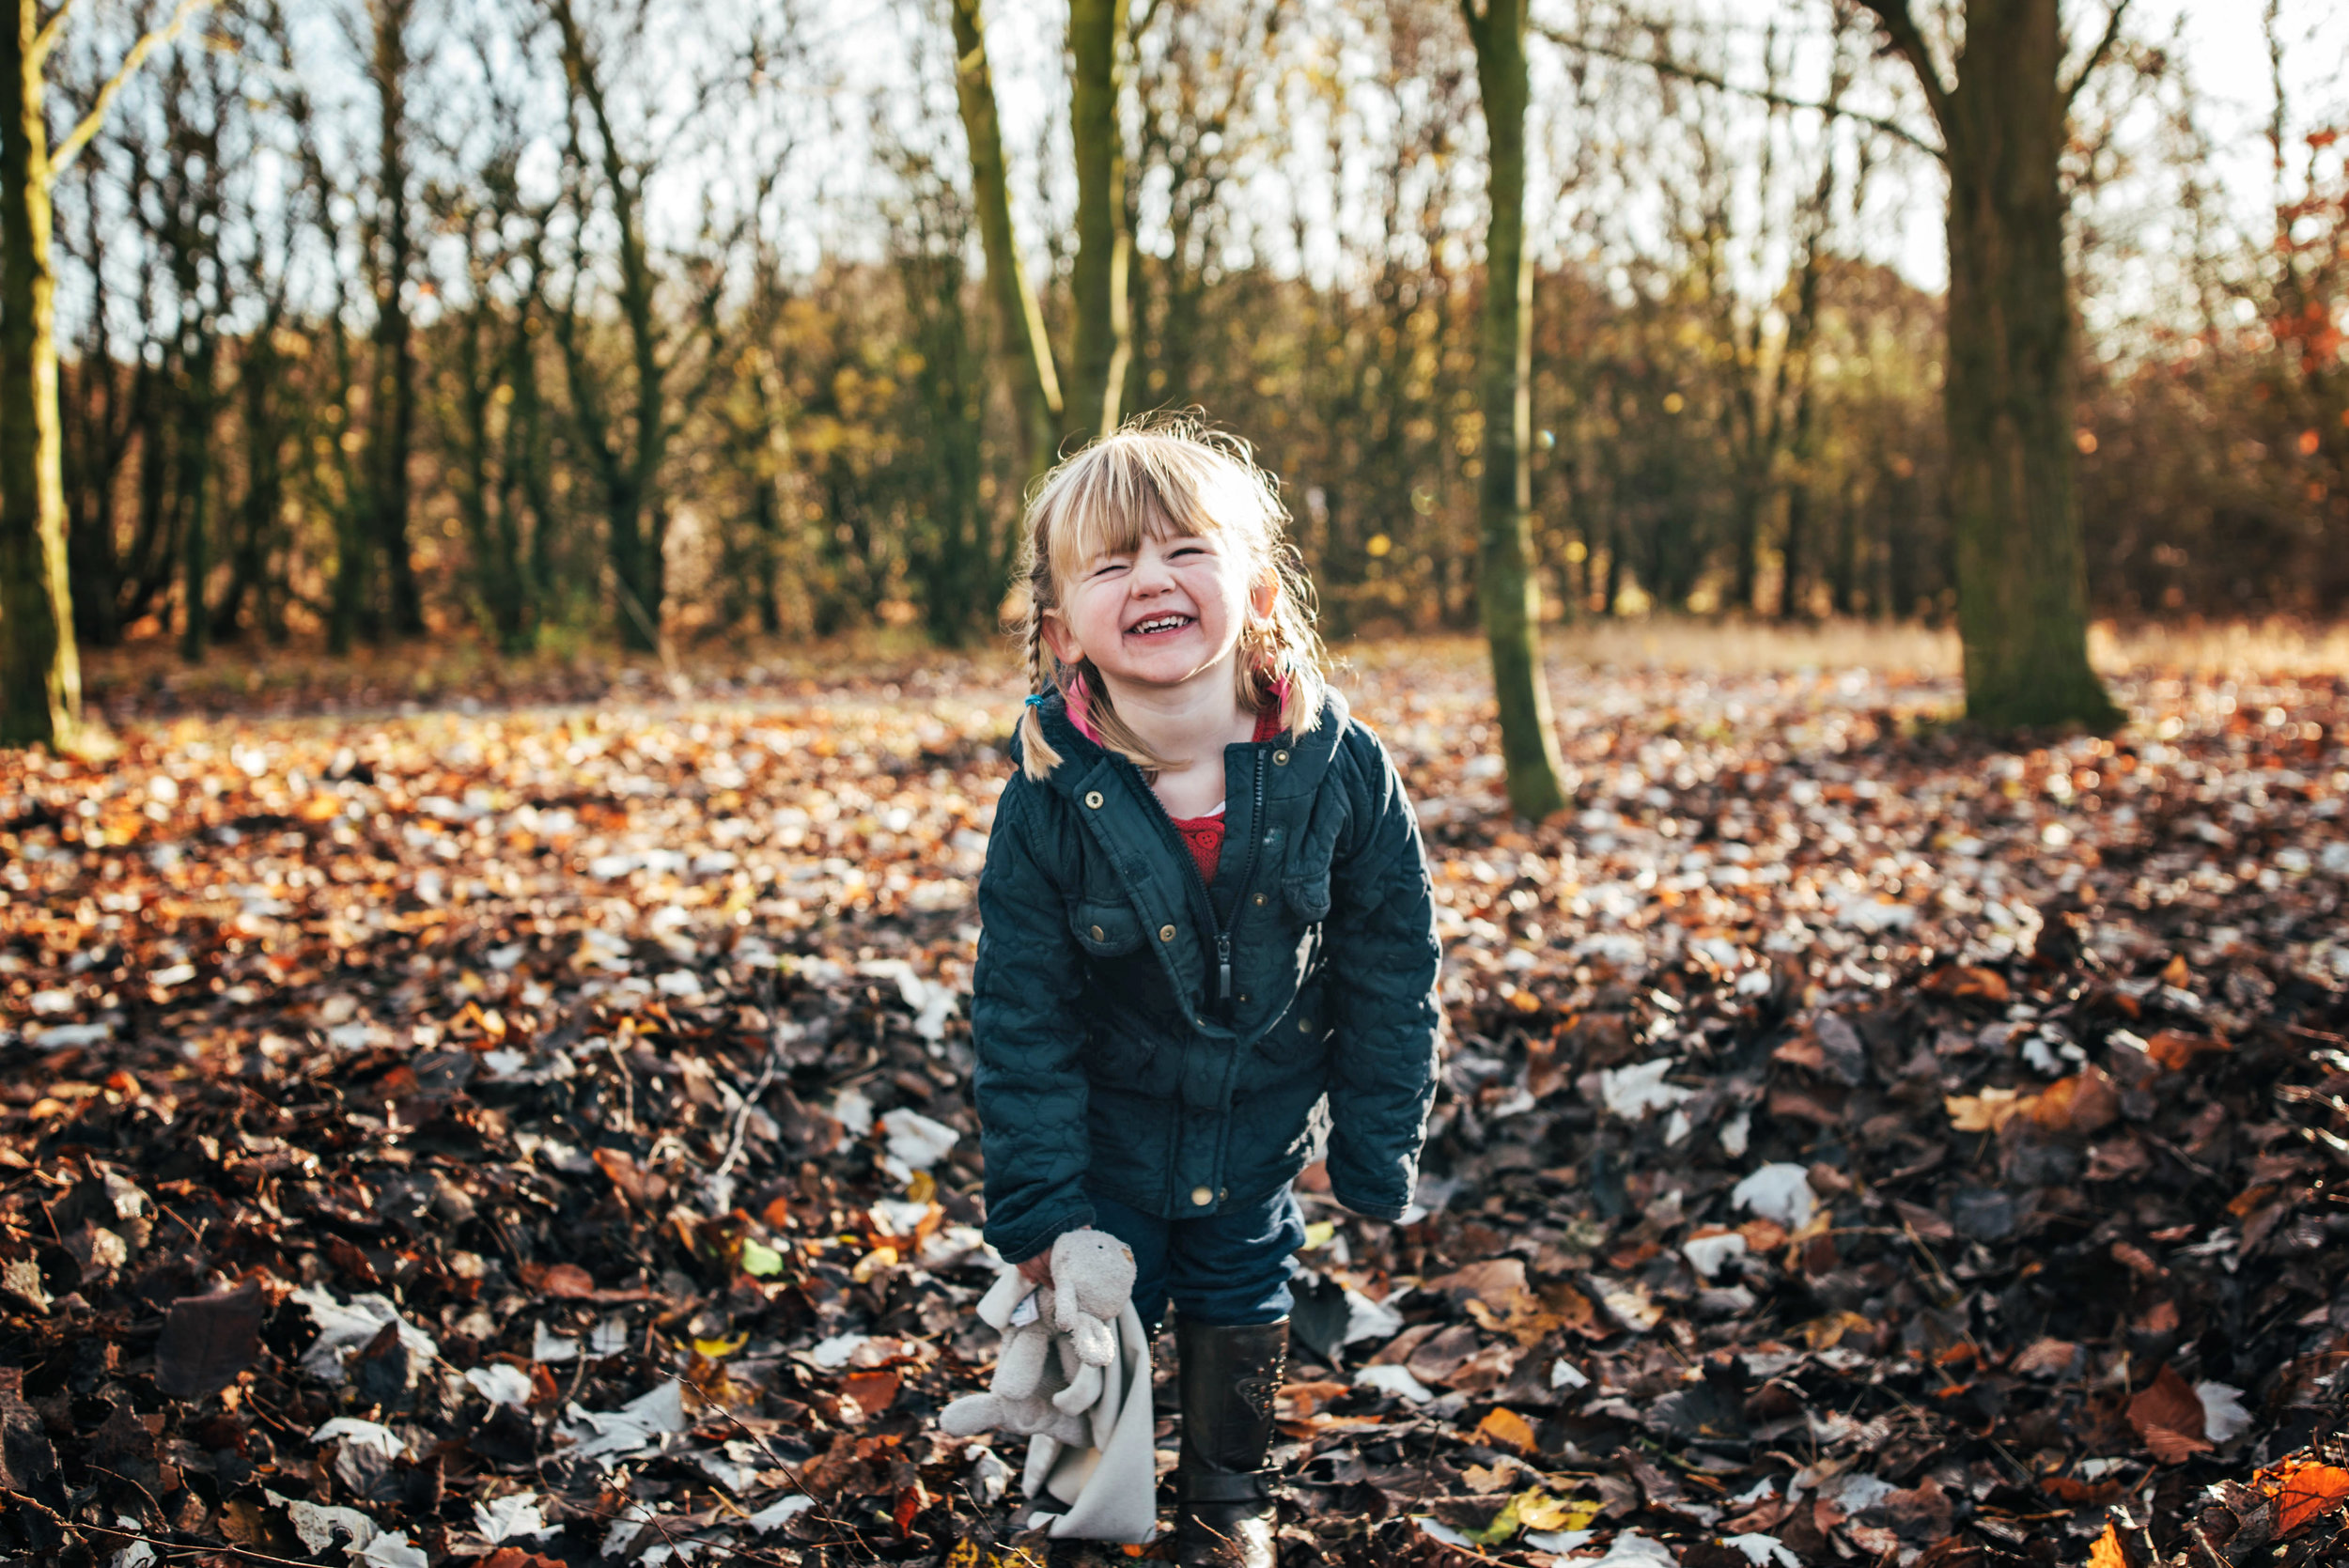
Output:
[155, 1279, 265, 1400]
[1474, 1405, 1537, 1453]
[2129, 1363, 2216, 1463]
[2271, 1461, 2349, 1535]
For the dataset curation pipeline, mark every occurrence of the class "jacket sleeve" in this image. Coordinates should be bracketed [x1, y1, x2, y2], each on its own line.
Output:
[971, 777, 1097, 1264]
[1320, 728, 1442, 1220]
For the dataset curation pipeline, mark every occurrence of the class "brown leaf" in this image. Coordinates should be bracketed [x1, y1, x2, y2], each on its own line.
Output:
[523, 1261, 599, 1299]
[1424, 1258, 1529, 1310]
[841, 1369, 901, 1418]
[155, 1279, 264, 1401]
[1405, 1323, 1485, 1386]
[2011, 1338, 2081, 1380]
[2029, 1066, 2121, 1135]
[2128, 1363, 2214, 1463]
[593, 1146, 653, 1204]
[2145, 1030, 2229, 1071]
[1922, 964, 2011, 1002]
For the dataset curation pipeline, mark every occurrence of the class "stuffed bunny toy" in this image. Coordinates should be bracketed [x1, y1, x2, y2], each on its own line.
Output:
[1051, 1229, 1136, 1367]
[937, 1230, 1155, 1544]
[939, 1276, 1091, 1449]
[939, 1230, 1138, 1449]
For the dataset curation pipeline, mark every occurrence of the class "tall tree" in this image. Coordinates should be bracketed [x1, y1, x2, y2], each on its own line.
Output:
[363, 0, 424, 638]
[947, 0, 1064, 480]
[1857, 0, 2123, 728]
[545, 0, 704, 653]
[1066, 0, 1131, 444]
[1460, 0, 1569, 818]
[1, 0, 205, 747]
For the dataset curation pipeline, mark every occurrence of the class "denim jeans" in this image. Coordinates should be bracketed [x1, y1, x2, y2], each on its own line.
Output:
[1087, 1184, 1306, 1331]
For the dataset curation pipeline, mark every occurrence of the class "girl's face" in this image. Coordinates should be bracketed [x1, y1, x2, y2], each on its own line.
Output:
[1042, 524, 1273, 700]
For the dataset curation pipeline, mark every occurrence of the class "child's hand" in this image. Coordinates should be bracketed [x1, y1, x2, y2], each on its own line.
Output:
[1017, 1250, 1053, 1286]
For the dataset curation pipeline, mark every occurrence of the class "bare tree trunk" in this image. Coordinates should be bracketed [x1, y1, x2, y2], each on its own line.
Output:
[1066, 0, 1131, 444]
[1462, 0, 1568, 819]
[949, 0, 1064, 479]
[1859, 0, 2120, 728]
[0, 0, 78, 747]
[367, 0, 423, 637]
[549, 0, 674, 652]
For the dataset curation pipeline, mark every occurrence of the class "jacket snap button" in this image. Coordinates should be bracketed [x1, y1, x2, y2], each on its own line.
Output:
[1252, 893, 1267, 906]
[1299, 1017, 1313, 1032]
[1090, 924, 1105, 941]
[1191, 1187, 1213, 1206]
[1084, 790, 1103, 809]
[1237, 991, 1250, 1003]
[1159, 924, 1175, 942]
[1220, 1188, 1228, 1201]
[1273, 749, 1290, 765]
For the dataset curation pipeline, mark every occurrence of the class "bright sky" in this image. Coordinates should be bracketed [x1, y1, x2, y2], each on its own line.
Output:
[851, 0, 2348, 300]
[101, 0, 2347, 338]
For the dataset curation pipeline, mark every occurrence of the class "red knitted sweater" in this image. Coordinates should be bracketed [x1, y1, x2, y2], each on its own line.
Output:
[1166, 705, 1285, 884]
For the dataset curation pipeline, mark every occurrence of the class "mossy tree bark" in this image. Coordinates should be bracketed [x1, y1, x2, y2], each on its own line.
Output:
[949, 0, 1065, 484]
[0, 0, 77, 747]
[0, 0, 198, 744]
[1859, 0, 2123, 731]
[1462, 0, 1569, 820]
[1066, 0, 1131, 446]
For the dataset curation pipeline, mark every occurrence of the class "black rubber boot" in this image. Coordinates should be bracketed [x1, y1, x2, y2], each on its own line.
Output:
[1174, 1317, 1287, 1568]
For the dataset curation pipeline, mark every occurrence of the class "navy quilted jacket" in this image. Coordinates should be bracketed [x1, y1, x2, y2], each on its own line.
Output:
[970, 684, 1442, 1265]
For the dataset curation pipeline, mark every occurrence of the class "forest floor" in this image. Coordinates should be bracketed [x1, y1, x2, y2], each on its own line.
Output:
[6, 629, 2349, 1568]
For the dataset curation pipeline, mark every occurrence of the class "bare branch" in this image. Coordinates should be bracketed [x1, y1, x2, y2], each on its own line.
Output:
[50, 0, 210, 179]
[1532, 24, 1944, 161]
[31, 0, 79, 71]
[2061, 0, 2132, 111]
[1851, 0, 1952, 139]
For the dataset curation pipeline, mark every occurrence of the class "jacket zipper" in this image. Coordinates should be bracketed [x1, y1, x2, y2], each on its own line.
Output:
[1141, 748, 1267, 1011]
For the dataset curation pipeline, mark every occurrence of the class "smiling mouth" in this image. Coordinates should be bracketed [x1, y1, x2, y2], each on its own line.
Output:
[1127, 614, 1195, 637]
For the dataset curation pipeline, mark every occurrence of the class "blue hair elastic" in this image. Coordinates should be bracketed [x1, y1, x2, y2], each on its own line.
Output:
[1024, 692, 1048, 708]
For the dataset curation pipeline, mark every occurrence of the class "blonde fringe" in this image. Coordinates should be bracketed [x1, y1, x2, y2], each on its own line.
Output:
[1011, 412, 1328, 782]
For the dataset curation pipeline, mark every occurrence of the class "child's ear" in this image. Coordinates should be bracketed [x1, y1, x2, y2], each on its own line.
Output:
[1250, 570, 1281, 624]
[1038, 608, 1081, 667]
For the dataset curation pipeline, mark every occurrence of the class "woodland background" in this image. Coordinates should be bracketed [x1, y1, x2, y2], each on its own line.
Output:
[30, 0, 2349, 672]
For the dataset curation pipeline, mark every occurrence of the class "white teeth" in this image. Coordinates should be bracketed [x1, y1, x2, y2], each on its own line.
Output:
[1130, 615, 1190, 634]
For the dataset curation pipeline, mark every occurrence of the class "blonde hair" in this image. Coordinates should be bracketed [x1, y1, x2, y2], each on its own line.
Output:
[1013, 414, 1328, 781]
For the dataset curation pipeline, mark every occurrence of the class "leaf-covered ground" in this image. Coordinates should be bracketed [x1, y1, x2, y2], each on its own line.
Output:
[5, 638, 2349, 1568]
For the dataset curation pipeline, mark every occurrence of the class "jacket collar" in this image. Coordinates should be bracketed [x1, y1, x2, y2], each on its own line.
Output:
[1019, 682, 1350, 807]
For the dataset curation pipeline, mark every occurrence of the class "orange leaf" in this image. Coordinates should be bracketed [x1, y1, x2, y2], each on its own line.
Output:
[2145, 1030, 2228, 1071]
[1921, 964, 2010, 1002]
[1473, 1405, 1537, 1453]
[2274, 1462, 2349, 1535]
[893, 1481, 925, 1537]
[2086, 1520, 2127, 1568]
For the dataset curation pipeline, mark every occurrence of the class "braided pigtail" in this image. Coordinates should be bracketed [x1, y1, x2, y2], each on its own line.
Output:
[1017, 602, 1064, 782]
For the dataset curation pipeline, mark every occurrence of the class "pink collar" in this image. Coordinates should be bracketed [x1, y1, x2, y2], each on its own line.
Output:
[1064, 671, 1288, 746]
